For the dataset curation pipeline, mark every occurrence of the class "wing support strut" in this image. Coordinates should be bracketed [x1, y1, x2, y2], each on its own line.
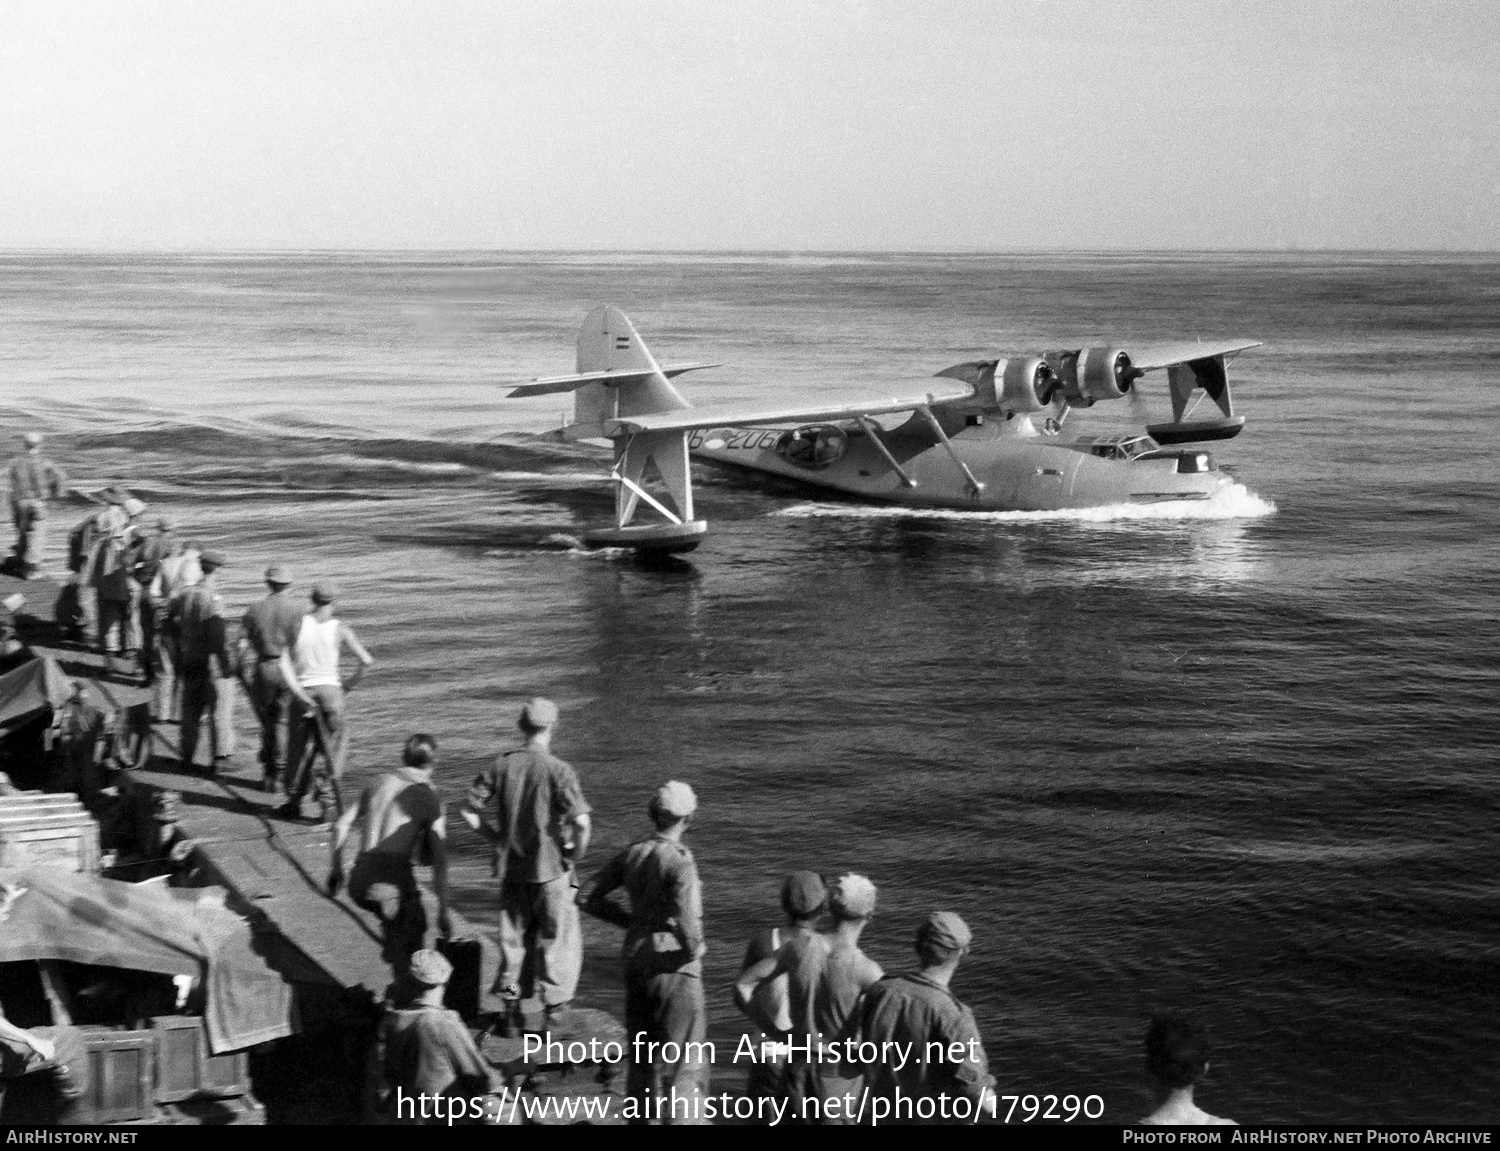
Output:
[855, 416, 917, 488]
[917, 406, 984, 495]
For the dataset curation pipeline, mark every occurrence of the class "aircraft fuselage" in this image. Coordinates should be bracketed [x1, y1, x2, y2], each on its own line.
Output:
[688, 411, 1229, 511]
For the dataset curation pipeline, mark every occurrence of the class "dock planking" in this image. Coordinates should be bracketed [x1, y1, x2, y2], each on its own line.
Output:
[7, 571, 635, 1116]
[121, 761, 496, 998]
[4, 571, 481, 995]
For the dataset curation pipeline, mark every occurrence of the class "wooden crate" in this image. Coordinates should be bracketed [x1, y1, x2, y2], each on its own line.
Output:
[150, 1016, 251, 1102]
[0, 792, 101, 873]
[79, 1030, 155, 1123]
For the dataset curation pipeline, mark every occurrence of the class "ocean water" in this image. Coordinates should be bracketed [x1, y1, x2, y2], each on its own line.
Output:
[0, 251, 1496, 1123]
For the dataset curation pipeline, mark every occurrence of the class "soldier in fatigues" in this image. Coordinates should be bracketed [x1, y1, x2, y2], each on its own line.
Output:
[169, 549, 236, 772]
[460, 698, 591, 1037]
[237, 564, 303, 793]
[841, 911, 995, 1124]
[6, 432, 66, 578]
[378, 949, 501, 1125]
[582, 781, 708, 1125]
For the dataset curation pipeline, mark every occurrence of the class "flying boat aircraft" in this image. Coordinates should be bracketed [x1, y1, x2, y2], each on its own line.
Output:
[508, 306, 1261, 553]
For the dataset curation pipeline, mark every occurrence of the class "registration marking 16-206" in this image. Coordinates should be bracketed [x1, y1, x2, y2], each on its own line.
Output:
[689, 429, 781, 452]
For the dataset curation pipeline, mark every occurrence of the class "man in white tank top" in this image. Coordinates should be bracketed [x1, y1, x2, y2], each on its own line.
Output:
[276, 581, 373, 822]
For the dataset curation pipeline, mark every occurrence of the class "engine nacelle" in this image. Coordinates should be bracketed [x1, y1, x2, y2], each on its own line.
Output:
[995, 356, 1055, 413]
[1077, 346, 1136, 402]
[1045, 346, 1137, 406]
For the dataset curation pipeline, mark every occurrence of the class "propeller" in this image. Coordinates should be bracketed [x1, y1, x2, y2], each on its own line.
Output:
[1034, 361, 1064, 407]
[1116, 352, 1145, 392]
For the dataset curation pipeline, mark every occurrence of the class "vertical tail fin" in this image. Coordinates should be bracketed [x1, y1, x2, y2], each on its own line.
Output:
[574, 305, 692, 426]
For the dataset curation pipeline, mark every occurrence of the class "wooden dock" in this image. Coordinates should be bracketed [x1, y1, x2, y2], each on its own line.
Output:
[4, 570, 495, 999]
[121, 763, 453, 996]
[5, 571, 632, 1121]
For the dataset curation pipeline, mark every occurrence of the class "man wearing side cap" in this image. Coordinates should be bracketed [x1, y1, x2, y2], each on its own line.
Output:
[279, 582, 373, 821]
[582, 781, 708, 1124]
[461, 697, 591, 1037]
[6, 432, 66, 578]
[379, 948, 500, 1124]
[841, 911, 995, 1123]
[170, 548, 236, 772]
[733, 871, 827, 1104]
[737, 873, 884, 1122]
[237, 564, 303, 793]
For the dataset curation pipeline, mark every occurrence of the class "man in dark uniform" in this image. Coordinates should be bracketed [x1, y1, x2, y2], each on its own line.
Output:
[582, 780, 708, 1125]
[379, 949, 500, 1125]
[170, 549, 235, 772]
[237, 564, 303, 793]
[461, 697, 591, 1037]
[6, 432, 66, 578]
[842, 911, 995, 1124]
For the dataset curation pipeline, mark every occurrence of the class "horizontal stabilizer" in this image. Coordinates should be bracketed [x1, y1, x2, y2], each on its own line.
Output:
[603, 384, 974, 436]
[1128, 340, 1261, 372]
[507, 362, 721, 398]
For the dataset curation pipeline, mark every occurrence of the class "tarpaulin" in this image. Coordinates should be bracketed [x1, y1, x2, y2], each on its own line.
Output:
[0, 657, 73, 731]
[0, 867, 296, 1053]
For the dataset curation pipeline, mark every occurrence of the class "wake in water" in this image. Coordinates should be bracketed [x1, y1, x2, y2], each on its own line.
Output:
[772, 482, 1277, 524]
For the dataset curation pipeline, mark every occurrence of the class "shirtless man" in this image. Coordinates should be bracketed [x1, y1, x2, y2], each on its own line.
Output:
[736, 873, 883, 1122]
[329, 733, 451, 971]
[1140, 1016, 1236, 1126]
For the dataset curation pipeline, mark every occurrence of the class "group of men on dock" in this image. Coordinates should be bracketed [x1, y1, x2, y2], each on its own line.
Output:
[4, 432, 374, 823]
[335, 694, 995, 1125]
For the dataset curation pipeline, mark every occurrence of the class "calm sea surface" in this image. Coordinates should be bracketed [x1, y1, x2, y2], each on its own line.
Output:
[1, 252, 1496, 1123]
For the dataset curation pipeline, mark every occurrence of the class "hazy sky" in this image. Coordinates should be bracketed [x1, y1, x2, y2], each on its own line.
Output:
[3, 1, 1497, 250]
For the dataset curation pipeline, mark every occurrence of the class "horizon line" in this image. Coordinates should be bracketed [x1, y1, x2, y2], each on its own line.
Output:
[1, 245, 1498, 257]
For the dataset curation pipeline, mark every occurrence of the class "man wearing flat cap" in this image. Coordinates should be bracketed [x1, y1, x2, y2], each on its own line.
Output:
[237, 564, 303, 792]
[461, 697, 591, 1037]
[169, 548, 236, 772]
[841, 911, 994, 1123]
[733, 871, 827, 1102]
[379, 948, 501, 1124]
[737, 873, 884, 1121]
[6, 432, 66, 578]
[582, 781, 709, 1123]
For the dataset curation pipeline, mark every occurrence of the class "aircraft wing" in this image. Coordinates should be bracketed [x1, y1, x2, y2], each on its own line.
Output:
[507, 362, 721, 398]
[603, 383, 974, 435]
[1127, 340, 1262, 372]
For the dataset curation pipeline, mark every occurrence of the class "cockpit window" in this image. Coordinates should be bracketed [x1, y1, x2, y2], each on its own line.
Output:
[1089, 435, 1158, 461]
[774, 425, 848, 469]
